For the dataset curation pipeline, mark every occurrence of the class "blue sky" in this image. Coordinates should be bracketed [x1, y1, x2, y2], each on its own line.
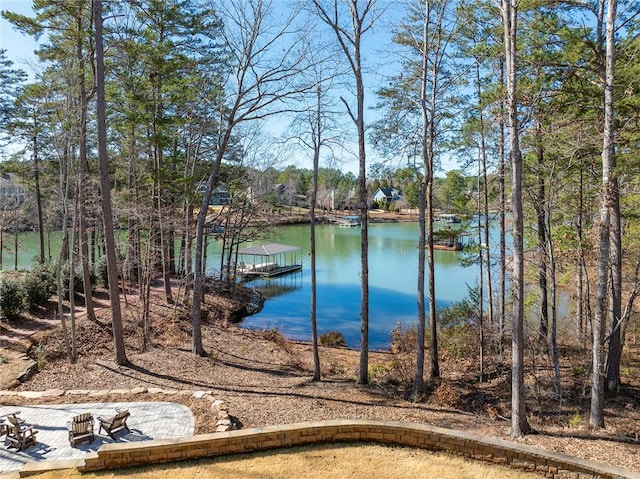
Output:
[0, 0, 459, 176]
[0, 0, 40, 75]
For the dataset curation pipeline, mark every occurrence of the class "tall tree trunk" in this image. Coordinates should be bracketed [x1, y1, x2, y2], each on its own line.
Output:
[535, 119, 548, 340]
[124, 120, 140, 285]
[576, 167, 586, 340]
[605, 179, 622, 392]
[309, 86, 322, 381]
[192, 162, 221, 357]
[76, 14, 96, 322]
[93, 0, 129, 366]
[69, 179, 80, 363]
[57, 144, 73, 363]
[427, 168, 438, 381]
[546, 213, 561, 399]
[412, 0, 432, 397]
[501, 0, 531, 438]
[152, 83, 173, 304]
[32, 130, 45, 265]
[414, 178, 427, 398]
[357, 83, 370, 386]
[311, 0, 373, 386]
[475, 58, 491, 378]
[498, 58, 507, 359]
[591, 0, 618, 428]
[477, 155, 484, 382]
[589, 0, 618, 428]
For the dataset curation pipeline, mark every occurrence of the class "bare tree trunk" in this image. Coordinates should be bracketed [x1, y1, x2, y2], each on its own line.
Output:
[576, 167, 585, 340]
[124, 121, 140, 285]
[498, 58, 507, 360]
[427, 183, 439, 382]
[57, 144, 73, 363]
[32, 130, 45, 265]
[309, 86, 322, 381]
[474, 57, 491, 379]
[546, 212, 561, 399]
[501, 0, 531, 438]
[412, 1, 431, 398]
[477, 156, 484, 382]
[76, 16, 96, 322]
[426, 21, 439, 381]
[312, 0, 374, 385]
[591, 0, 617, 428]
[605, 179, 622, 392]
[535, 119, 548, 341]
[69, 178, 80, 363]
[93, 0, 129, 366]
[192, 165, 219, 356]
[414, 178, 427, 397]
[191, 0, 310, 356]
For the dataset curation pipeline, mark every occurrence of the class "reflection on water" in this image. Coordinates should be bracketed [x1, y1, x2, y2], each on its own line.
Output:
[247, 273, 304, 299]
[236, 223, 481, 350]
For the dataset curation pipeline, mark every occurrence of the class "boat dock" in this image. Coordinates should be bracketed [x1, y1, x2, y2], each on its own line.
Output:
[236, 243, 302, 278]
[327, 215, 361, 227]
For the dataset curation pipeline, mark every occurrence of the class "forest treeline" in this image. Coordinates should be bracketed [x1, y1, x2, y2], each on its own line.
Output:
[0, 0, 638, 439]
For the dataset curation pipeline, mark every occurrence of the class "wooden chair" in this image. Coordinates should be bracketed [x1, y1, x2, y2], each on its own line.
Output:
[5, 413, 37, 451]
[67, 413, 95, 447]
[97, 409, 130, 440]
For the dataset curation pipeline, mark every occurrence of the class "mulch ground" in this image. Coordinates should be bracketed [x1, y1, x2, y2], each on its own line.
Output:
[1, 282, 639, 474]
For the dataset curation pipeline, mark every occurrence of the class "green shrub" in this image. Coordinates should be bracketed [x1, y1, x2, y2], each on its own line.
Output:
[22, 263, 56, 310]
[390, 323, 417, 354]
[368, 361, 393, 380]
[60, 261, 96, 298]
[95, 255, 109, 288]
[0, 277, 26, 319]
[319, 331, 347, 347]
[440, 323, 476, 359]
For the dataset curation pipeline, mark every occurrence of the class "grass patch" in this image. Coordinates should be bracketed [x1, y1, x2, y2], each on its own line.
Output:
[28, 443, 541, 479]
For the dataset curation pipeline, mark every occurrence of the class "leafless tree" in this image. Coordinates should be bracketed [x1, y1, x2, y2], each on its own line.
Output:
[311, 0, 379, 385]
[191, 0, 312, 356]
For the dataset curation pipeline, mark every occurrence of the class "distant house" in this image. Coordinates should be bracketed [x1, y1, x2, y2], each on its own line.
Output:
[210, 188, 231, 206]
[272, 183, 291, 204]
[372, 187, 401, 205]
[0, 173, 25, 208]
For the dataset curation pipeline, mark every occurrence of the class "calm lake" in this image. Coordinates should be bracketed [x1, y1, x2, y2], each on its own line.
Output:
[3, 221, 488, 350]
[223, 222, 483, 350]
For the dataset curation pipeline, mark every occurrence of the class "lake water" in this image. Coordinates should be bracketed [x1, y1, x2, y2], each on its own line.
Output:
[227, 222, 483, 350]
[2, 222, 487, 350]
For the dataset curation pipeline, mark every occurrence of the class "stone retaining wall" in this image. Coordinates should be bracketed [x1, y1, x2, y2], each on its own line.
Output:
[79, 419, 639, 479]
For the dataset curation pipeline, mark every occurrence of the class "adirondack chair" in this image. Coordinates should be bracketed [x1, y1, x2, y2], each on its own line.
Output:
[67, 413, 95, 447]
[97, 409, 130, 439]
[5, 413, 37, 451]
[0, 411, 20, 440]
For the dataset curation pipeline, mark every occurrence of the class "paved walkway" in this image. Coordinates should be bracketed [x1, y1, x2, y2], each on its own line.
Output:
[0, 401, 195, 475]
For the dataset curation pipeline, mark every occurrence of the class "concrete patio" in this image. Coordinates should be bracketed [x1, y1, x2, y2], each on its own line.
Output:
[0, 401, 194, 476]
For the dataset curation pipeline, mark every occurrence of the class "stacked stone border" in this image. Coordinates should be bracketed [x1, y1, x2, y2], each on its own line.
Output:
[17, 419, 636, 479]
[0, 387, 235, 433]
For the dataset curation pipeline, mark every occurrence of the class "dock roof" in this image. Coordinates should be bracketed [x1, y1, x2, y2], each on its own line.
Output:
[237, 243, 300, 256]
